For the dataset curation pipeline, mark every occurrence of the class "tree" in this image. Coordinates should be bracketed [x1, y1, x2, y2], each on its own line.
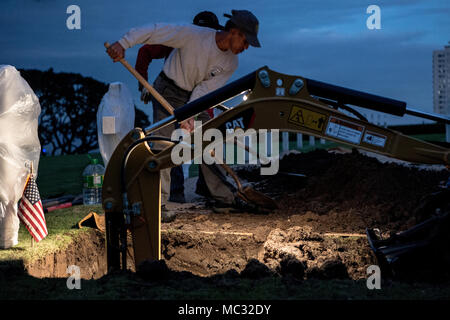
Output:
[19, 68, 150, 155]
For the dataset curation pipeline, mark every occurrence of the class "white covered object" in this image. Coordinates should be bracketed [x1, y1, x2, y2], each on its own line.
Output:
[97, 82, 135, 167]
[0, 65, 41, 248]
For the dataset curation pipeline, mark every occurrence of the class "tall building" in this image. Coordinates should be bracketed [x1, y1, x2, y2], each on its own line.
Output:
[433, 43, 450, 115]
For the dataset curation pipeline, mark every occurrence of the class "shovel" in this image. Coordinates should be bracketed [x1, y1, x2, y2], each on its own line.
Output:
[104, 42, 174, 115]
[209, 148, 278, 210]
[220, 163, 278, 209]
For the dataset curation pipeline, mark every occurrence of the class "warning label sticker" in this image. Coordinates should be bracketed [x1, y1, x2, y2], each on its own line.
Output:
[288, 106, 327, 132]
[325, 117, 364, 144]
[363, 131, 387, 148]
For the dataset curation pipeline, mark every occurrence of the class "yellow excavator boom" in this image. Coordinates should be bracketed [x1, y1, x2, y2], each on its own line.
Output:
[102, 66, 449, 272]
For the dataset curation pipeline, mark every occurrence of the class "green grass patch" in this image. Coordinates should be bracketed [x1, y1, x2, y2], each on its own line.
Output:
[2, 152, 107, 264]
[36, 153, 104, 199]
[0, 153, 105, 264]
[0, 204, 103, 265]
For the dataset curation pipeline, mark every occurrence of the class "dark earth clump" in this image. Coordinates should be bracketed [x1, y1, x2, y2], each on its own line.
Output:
[238, 149, 448, 232]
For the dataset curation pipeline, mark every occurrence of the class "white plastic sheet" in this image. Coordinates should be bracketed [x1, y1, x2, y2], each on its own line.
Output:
[97, 82, 135, 167]
[0, 65, 41, 248]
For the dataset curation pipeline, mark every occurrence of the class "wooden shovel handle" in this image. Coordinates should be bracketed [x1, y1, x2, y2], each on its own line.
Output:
[104, 42, 174, 115]
[210, 149, 243, 190]
[219, 163, 243, 190]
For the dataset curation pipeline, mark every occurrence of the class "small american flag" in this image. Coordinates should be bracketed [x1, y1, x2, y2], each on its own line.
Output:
[18, 174, 48, 242]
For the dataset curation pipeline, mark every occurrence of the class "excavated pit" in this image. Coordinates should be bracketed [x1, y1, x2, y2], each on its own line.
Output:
[23, 149, 450, 282]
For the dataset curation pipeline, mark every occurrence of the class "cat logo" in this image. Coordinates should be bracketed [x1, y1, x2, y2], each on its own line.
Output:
[288, 106, 327, 132]
[225, 117, 245, 133]
[218, 108, 255, 135]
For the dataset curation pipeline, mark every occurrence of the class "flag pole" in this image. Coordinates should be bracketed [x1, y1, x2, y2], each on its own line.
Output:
[29, 161, 34, 248]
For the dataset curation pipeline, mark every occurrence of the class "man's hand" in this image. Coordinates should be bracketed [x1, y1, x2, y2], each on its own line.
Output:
[180, 117, 194, 132]
[140, 87, 151, 104]
[106, 41, 125, 62]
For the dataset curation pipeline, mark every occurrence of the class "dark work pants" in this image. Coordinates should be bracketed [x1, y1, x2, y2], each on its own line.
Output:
[151, 72, 235, 205]
[151, 73, 191, 201]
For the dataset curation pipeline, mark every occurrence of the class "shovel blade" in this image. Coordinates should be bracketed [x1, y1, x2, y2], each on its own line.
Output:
[240, 186, 278, 209]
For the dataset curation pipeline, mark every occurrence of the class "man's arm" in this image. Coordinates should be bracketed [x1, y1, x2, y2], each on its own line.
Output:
[118, 23, 194, 51]
[189, 70, 235, 103]
[181, 69, 235, 131]
[135, 44, 173, 91]
[107, 23, 192, 63]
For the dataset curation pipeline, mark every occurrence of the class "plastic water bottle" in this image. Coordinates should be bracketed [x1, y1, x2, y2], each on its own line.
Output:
[82, 158, 105, 205]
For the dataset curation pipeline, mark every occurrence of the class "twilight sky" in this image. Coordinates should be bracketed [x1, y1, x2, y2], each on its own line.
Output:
[1, 0, 449, 125]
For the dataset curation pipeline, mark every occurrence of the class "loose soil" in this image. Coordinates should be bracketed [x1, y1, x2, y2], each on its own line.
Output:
[19, 149, 450, 293]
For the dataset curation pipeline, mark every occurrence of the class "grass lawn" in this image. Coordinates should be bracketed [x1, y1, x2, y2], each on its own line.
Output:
[1, 153, 105, 266]
[36, 153, 104, 199]
[0, 204, 103, 266]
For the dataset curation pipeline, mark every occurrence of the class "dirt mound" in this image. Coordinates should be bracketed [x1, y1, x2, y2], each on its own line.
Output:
[262, 226, 375, 280]
[161, 228, 262, 277]
[238, 149, 448, 232]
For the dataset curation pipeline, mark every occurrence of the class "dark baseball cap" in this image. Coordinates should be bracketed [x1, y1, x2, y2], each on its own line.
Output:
[193, 11, 224, 30]
[224, 9, 261, 47]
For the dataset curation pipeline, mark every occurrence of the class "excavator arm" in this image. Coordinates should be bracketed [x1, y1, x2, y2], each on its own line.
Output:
[102, 66, 450, 272]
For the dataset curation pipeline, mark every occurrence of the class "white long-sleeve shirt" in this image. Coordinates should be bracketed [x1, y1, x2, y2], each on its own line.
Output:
[118, 23, 238, 102]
